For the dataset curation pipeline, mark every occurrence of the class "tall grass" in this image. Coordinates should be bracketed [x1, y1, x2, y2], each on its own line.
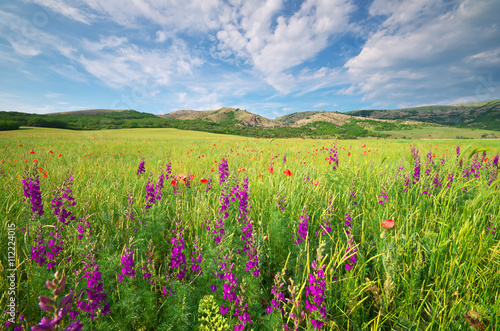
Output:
[1, 127, 499, 330]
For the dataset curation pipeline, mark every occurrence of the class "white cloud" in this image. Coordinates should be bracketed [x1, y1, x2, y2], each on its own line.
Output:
[214, 0, 355, 93]
[344, 0, 500, 106]
[49, 64, 88, 82]
[23, 0, 93, 24]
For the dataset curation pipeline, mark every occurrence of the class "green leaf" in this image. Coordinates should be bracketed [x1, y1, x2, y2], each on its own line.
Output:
[468, 147, 491, 159]
[489, 179, 500, 188]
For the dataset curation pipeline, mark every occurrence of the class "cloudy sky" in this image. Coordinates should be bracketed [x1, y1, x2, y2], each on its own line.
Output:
[1, 0, 499, 118]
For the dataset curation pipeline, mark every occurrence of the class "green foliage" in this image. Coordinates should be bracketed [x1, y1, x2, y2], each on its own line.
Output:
[0, 120, 21, 131]
[198, 295, 230, 331]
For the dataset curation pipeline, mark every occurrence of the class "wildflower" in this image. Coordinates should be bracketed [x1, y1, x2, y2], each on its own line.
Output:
[73, 242, 110, 320]
[33, 271, 83, 331]
[49, 150, 53, 153]
[284, 169, 292, 177]
[137, 159, 145, 176]
[118, 243, 136, 283]
[295, 205, 309, 245]
[381, 219, 395, 229]
[22, 167, 44, 218]
[190, 173, 196, 180]
[219, 158, 229, 185]
[257, 173, 263, 178]
[171, 179, 178, 186]
[238, 167, 245, 172]
[344, 212, 357, 271]
[268, 166, 273, 174]
[312, 180, 319, 186]
[200, 178, 208, 184]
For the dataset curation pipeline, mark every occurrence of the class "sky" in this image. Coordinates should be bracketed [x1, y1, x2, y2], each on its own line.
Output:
[1, 0, 500, 119]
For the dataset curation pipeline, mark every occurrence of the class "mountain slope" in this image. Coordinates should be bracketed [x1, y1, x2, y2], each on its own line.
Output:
[346, 99, 500, 130]
[160, 107, 282, 128]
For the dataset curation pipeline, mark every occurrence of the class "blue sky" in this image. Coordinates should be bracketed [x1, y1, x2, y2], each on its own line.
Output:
[1, 0, 499, 118]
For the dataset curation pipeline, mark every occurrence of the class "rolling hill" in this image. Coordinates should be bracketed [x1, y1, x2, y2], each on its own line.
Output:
[1, 98, 499, 138]
[346, 99, 500, 131]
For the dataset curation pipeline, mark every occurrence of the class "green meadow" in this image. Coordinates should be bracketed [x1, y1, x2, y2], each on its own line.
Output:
[1, 127, 499, 330]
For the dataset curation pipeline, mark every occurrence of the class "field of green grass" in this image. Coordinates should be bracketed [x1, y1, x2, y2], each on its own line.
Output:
[377, 126, 499, 140]
[1, 127, 499, 330]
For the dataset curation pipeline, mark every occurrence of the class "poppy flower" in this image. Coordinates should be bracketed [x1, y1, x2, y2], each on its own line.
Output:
[171, 180, 178, 185]
[33, 160, 38, 163]
[43, 172, 48, 178]
[348, 152, 351, 156]
[211, 167, 215, 172]
[268, 166, 273, 174]
[484, 158, 488, 162]
[190, 174, 196, 180]
[178, 174, 186, 182]
[238, 167, 245, 172]
[38, 167, 43, 173]
[30, 150, 35, 154]
[200, 178, 207, 184]
[257, 173, 263, 178]
[49, 150, 53, 154]
[312, 180, 319, 186]
[58, 154, 62, 157]
[381, 219, 395, 229]
[283, 169, 292, 177]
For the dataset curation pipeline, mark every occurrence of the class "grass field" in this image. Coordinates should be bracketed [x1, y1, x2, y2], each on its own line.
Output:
[1, 127, 499, 330]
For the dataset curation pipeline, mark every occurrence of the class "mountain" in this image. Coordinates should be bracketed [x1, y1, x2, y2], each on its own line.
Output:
[159, 107, 282, 128]
[346, 99, 500, 131]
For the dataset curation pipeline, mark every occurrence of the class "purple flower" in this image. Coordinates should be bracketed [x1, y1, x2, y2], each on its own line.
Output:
[219, 158, 229, 185]
[220, 304, 229, 315]
[295, 205, 309, 245]
[311, 319, 324, 329]
[118, 243, 135, 283]
[137, 160, 145, 176]
[51, 173, 76, 225]
[22, 167, 44, 218]
[344, 212, 357, 271]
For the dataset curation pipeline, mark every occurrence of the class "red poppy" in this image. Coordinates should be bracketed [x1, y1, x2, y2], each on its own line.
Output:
[484, 158, 488, 162]
[348, 152, 351, 156]
[43, 172, 48, 178]
[283, 169, 292, 177]
[312, 180, 319, 186]
[268, 166, 273, 174]
[257, 173, 263, 178]
[30, 150, 35, 154]
[38, 167, 43, 173]
[58, 154, 62, 157]
[171, 180, 178, 185]
[432, 153, 436, 158]
[179, 174, 187, 182]
[381, 219, 395, 229]
[33, 160, 38, 163]
[1, 160, 4, 163]
[211, 167, 215, 172]
[49, 150, 53, 153]
[190, 174, 196, 180]
[200, 178, 208, 184]
[19, 144, 22, 147]
[238, 167, 245, 172]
